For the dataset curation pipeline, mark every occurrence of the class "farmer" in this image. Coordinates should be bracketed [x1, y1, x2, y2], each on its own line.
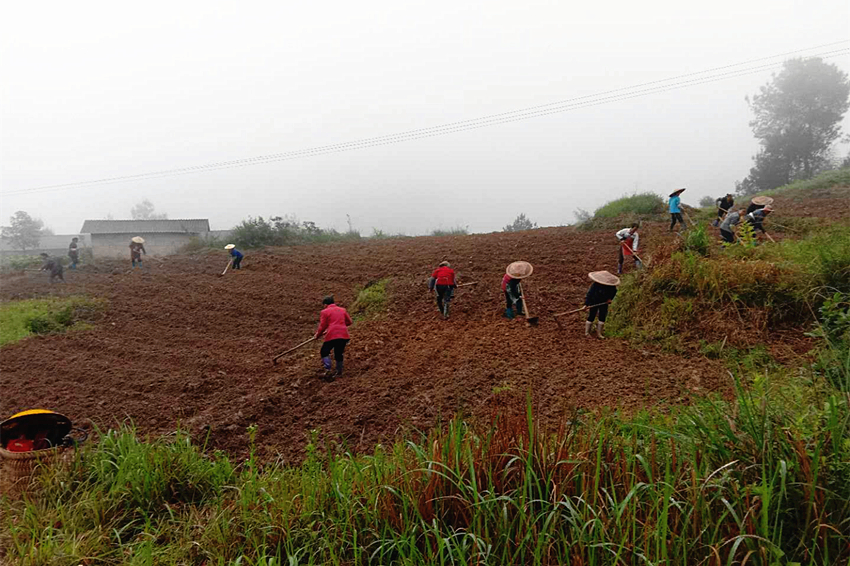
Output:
[502, 261, 533, 319]
[40, 253, 65, 283]
[712, 194, 735, 227]
[314, 295, 353, 379]
[67, 237, 80, 269]
[224, 244, 244, 269]
[615, 223, 642, 274]
[745, 205, 773, 236]
[718, 209, 746, 243]
[668, 188, 686, 231]
[746, 195, 774, 215]
[584, 271, 620, 338]
[427, 260, 457, 318]
[129, 236, 146, 268]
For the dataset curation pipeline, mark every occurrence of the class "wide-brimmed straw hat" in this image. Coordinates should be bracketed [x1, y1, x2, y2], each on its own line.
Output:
[589, 271, 621, 286]
[439, 260, 450, 267]
[669, 188, 686, 197]
[224, 244, 236, 250]
[506, 261, 533, 279]
[751, 196, 774, 206]
[131, 236, 145, 244]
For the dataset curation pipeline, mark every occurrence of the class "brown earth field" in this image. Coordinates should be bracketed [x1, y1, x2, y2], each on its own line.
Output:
[1, 192, 838, 463]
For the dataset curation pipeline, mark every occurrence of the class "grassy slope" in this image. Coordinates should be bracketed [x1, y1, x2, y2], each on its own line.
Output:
[0, 296, 105, 347]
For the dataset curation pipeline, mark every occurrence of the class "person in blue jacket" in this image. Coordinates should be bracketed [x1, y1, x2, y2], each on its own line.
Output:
[224, 244, 244, 269]
[668, 188, 686, 232]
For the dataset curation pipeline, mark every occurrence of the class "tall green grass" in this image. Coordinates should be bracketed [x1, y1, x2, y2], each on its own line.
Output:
[0, 296, 106, 346]
[430, 226, 469, 237]
[3, 365, 849, 565]
[593, 192, 665, 219]
[761, 167, 850, 197]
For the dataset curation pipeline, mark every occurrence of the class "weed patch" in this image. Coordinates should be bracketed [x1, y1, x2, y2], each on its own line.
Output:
[0, 296, 106, 346]
[350, 278, 389, 320]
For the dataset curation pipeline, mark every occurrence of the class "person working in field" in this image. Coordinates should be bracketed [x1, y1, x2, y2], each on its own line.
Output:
[40, 253, 65, 283]
[718, 209, 746, 243]
[427, 261, 457, 318]
[745, 205, 773, 237]
[615, 223, 642, 274]
[68, 237, 80, 269]
[129, 236, 146, 268]
[314, 295, 353, 379]
[668, 188, 686, 232]
[502, 261, 532, 319]
[712, 194, 735, 227]
[746, 195, 774, 215]
[584, 271, 619, 338]
[224, 244, 244, 269]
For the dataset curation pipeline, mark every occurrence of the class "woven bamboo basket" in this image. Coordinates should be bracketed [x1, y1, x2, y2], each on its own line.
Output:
[0, 445, 66, 497]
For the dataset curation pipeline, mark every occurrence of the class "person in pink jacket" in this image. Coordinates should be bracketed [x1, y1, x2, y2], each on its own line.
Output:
[314, 295, 353, 379]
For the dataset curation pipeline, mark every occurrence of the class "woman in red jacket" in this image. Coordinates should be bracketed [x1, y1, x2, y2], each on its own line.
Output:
[314, 295, 353, 379]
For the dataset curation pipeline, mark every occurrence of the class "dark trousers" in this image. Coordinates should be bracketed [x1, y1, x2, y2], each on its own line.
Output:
[504, 290, 524, 314]
[617, 247, 641, 273]
[320, 339, 349, 362]
[720, 229, 735, 243]
[50, 270, 65, 283]
[587, 304, 609, 323]
[670, 213, 685, 230]
[232, 255, 243, 269]
[436, 285, 454, 311]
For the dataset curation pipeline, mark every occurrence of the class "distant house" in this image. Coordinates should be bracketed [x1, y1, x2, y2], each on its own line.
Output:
[80, 219, 211, 258]
[0, 234, 90, 258]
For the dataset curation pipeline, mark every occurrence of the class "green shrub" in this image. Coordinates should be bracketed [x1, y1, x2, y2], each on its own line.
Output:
[350, 278, 389, 319]
[231, 215, 361, 248]
[430, 225, 469, 236]
[682, 224, 710, 256]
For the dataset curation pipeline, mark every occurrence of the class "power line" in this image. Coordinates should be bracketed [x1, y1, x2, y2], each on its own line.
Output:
[4, 41, 849, 196]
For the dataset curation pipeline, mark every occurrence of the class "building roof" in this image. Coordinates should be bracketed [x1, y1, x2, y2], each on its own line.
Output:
[80, 219, 210, 234]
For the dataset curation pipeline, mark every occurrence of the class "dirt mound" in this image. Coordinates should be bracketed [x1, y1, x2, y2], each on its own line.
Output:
[1, 224, 733, 462]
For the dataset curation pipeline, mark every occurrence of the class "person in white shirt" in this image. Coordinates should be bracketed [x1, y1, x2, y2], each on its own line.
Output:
[615, 223, 642, 274]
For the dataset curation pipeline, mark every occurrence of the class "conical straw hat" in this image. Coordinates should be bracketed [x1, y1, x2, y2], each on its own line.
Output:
[589, 271, 620, 286]
[751, 196, 774, 206]
[131, 236, 145, 244]
[506, 261, 533, 279]
[224, 244, 236, 250]
[669, 188, 686, 197]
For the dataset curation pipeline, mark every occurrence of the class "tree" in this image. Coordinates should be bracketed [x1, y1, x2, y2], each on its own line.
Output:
[737, 57, 850, 195]
[698, 196, 715, 208]
[130, 199, 168, 220]
[1, 211, 46, 251]
[503, 213, 538, 232]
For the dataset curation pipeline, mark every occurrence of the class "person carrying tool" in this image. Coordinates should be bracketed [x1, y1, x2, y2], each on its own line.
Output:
[718, 209, 746, 243]
[129, 236, 146, 268]
[427, 261, 457, 318]
[67, 237, 80, 269]
[224, 244, 244, 269]
[746, 195, 774, 215]
[502, 261, 533, 319]
[584, 271, 619, 338]
[745, 205, 773, 237]
[314, 295, 353, 379]
[615, 223, 642, 274]
[39, 253, 65, 283]
[668, 188, 686, 231]
[712, 194, 735, 227]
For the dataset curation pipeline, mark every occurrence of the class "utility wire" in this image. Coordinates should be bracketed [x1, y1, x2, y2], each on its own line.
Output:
[4, 41, 849, 196]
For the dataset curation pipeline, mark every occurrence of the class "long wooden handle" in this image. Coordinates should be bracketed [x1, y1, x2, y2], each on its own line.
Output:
[457, 282, 477, 287]
[621, 242, 645, 264]
[765, 232, 776, 243]
[552, 301, 609, 317]
[518, 282, 533, 319]
[221, 259, 233, 276]
[272, 336, 317, 363]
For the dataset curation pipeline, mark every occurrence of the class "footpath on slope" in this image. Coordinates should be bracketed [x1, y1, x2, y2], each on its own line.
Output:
[0, 224, 729, 461]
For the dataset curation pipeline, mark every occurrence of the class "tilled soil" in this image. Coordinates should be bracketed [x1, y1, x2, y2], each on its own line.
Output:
[0, 223, 737, 462]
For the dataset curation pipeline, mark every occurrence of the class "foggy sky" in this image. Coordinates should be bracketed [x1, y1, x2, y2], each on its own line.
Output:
[1, 0, 849, 236]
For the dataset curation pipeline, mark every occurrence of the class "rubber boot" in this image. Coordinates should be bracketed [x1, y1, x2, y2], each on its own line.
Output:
[505, 308, 514, 319]
[585, 321, 592, 336]
[335, 360, 344, 377]
[596, 322, 605, 339]
[321, 356, 332, 370]
[443, 302, 450, 319]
